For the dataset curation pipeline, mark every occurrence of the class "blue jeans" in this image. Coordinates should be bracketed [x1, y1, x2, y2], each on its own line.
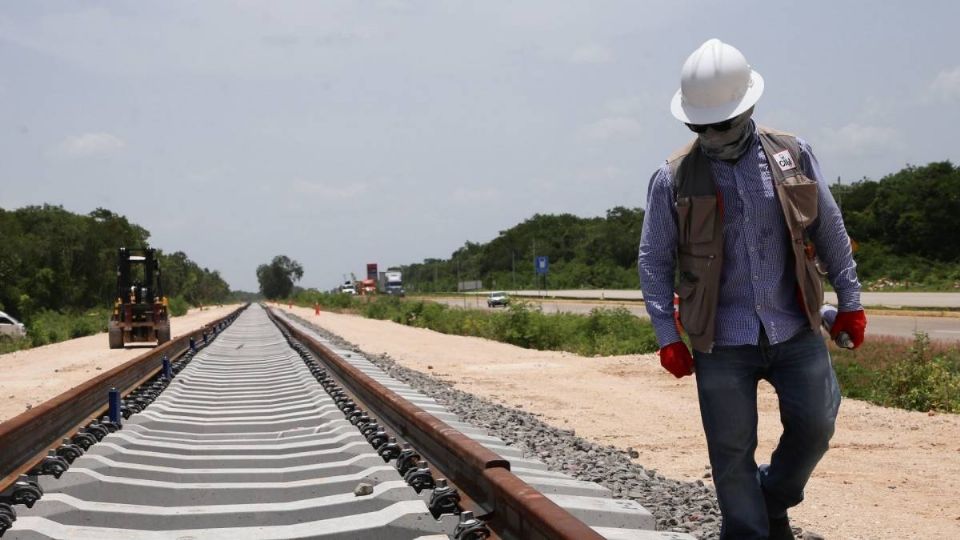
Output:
[693, 329, 841, 540]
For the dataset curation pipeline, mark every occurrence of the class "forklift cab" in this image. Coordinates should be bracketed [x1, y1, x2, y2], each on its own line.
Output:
[108, 248, 170, 349]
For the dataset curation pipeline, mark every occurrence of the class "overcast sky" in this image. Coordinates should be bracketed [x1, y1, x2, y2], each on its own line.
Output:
[2, 1, 958, 291]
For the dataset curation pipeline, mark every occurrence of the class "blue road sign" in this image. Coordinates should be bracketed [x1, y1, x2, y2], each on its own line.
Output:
[535, 256, 549, 275]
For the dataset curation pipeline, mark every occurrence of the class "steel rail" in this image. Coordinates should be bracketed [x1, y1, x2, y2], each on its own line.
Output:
[268, 307, 604, 540]
[0, 304, 247, 494]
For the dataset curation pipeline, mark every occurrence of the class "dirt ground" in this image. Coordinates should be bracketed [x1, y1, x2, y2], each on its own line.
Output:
[280, 305, 960, 540]
[0, 305, 239, 423]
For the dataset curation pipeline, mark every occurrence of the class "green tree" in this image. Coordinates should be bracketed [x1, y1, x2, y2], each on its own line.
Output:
[399, 207, 645, 292]
[0, 204, 231, 320]
[256, 255, 304, 299]
[869, 162, 960, 261]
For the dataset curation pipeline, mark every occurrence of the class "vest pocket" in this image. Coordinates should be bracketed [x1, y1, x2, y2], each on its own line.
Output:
[676, 196, 716, 246]
[780, 175, 818, 229]
[676, 263, 712, 336]
[799, 255, 825, 318]
[688, 196, 716, 243]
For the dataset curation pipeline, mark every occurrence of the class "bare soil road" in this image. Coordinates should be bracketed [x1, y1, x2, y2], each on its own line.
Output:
[503, 289, 960, 309]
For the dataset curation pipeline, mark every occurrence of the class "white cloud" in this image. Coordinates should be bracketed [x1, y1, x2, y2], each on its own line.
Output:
[581, 116, 644, 141]
[930, 66, 960, 103]
[56, 132, 126, 158]
[820, 123, 900, 157]
[292, 179, 369, 199]
[570, 44, 613, 64]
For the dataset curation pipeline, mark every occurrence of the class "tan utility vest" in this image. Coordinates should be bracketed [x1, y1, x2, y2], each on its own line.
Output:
[668, 125, 823, 353]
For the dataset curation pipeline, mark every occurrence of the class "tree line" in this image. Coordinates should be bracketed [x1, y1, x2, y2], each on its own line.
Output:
[402, 206, 645, 292]
[0, 205, 231, 321]
[830, 161, 960, 287]
[399, 161, 960, 292]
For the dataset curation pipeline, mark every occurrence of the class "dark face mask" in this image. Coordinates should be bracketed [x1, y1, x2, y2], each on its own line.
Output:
[695, 108, 755, 160]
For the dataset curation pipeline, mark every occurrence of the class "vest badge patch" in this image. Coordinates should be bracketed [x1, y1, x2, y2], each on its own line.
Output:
[773, 150, 796, 171]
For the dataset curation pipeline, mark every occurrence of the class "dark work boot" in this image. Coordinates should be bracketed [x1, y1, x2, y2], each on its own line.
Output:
[768, 515, 796, 540]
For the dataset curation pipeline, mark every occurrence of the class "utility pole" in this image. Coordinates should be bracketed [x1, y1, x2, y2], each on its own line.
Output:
[458, 257, 465, 308]
[532, 238, 537, 295]
[836, 175, 843, 212]
[511, 250, 516, 292]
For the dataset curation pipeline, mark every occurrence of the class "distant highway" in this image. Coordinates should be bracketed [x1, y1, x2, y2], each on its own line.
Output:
[425, 293, 960, 343]
[491, 289, 960, 309]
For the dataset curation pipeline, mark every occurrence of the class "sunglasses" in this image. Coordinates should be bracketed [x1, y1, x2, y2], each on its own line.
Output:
[685, 118, 737, 133]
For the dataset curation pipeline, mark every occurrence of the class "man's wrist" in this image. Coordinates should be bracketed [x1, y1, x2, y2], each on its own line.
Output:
[837, 300, 863, 312]
[654, 326, 682, 349]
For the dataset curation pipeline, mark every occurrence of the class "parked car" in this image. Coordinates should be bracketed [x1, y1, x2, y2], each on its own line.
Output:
[0, 311, 27, 339]
[487, 291, 509, 308]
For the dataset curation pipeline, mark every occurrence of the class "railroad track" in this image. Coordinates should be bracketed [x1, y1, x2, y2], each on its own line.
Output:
[0, 304, 692, 539]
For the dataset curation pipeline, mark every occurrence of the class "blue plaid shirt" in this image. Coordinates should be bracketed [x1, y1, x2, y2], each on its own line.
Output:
[638, 124, 862, 348]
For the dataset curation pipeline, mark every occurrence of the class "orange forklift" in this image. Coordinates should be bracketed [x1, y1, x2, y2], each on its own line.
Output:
[108, 248, 170, 349]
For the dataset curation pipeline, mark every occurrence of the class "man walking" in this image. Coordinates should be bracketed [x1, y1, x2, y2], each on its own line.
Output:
[638, 39, 867, 539]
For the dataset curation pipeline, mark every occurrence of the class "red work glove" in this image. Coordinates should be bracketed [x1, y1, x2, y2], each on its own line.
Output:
[831, 309, 867, 349]
[659, 342, 694, 378]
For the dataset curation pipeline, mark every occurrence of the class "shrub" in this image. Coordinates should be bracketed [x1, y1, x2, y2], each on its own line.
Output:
[351, 297, 660, 357]
[168, 296, 190, 317]
[293, 290, 359, 311]
[0, 334, 31, 355]
[69, 314, 102, 338]
[831, 332, 960, 413]
[582, 307, 659, 356]
[874, 333, 960, 412]
[27, 319, 50, 346]
[361, 295, 404, 320]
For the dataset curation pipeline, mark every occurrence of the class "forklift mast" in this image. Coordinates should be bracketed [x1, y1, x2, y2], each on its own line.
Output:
[116, 247, 164, 303]
[109, 247, 170, 348]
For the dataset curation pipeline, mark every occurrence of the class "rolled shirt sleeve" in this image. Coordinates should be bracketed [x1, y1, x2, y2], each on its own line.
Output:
[638, 164, 683, 347]
[798, 140, 863, 311]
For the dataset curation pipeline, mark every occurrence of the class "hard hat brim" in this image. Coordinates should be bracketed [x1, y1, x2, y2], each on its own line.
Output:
[670, 70, 764, 125]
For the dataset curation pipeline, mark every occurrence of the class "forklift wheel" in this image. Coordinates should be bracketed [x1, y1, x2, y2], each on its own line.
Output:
[156, 326, 171, 345]
[108, 328, 123, 349]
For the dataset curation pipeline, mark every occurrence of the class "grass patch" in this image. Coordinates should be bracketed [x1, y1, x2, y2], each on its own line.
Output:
[0, 307, 112, 355]
[831, 333, 960, 413]
[293, 294, 659, 356]
[167, 296, 191, 317]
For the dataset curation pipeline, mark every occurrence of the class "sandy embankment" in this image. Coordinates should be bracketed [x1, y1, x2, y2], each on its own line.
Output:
[0, 305, 239, 422]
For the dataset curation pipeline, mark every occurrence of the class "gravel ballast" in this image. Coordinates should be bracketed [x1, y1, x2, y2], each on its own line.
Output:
[288, 313, 825, 540]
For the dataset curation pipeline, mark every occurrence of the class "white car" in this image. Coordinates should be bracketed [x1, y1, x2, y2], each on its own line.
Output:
[0, 311, 27, 339]
[487, 291, 509, 308]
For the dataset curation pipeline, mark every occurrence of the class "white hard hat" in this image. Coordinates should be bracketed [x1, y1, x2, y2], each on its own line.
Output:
[670, 39, 764, 125]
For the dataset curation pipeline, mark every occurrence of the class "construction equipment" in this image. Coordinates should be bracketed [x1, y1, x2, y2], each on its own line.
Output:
[108, 248, 170, 349]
